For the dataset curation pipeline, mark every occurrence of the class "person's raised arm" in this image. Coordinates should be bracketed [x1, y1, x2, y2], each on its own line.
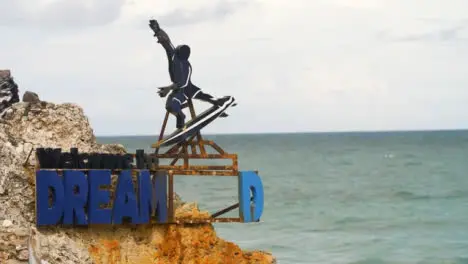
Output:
[149, 19, 175, 58]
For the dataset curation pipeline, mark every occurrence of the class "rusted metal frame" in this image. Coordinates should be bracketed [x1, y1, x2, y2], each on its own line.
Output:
[166, 169, 242, 223]
[158, 165, 234, 170]
[148, 218, 241, 224]
[211, 203, 240, 218]
[40, 140, 230, 160]
[154, 153, 237, 159]
[232, 155, 239, 171]
[211, 196, 254, 219]
[154, 111, 170, 154]
[164, 141, 182, 155]
[187, 99, 207, 156]
[184, 140, 227, 155]
[170, 218, 241, 224]
[154, 151, 238, 174]
[190, 142, 197, 154]
[155, 155, 238, 172]
[168, 170, 238, 176]
[169, 147, 185, 166]
[164, 170, 238, 223]
[195, 133, 206, 156]
[23, 147, 35, 167]
[163, 134, 197, 156]
[34, 168, 238, 175]
[168, 140, 191, 166]
[168, 170, 174, 223]
[144, 218, 241, 225]
[207, 141, 226, 155]
[168, 134, 197, 166]
[182, 143, 189, 169]
[184, 140, 226, 155]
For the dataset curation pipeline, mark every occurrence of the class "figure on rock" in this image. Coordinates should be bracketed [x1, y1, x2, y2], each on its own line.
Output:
[149, 19, 233, 130]
[0, 70, 20, 118]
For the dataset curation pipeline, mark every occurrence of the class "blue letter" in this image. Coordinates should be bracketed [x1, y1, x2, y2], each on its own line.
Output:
[238, 171, 264, 222]
[136, 170, 152, 224]
[113, 170, 139, 224]
[88, 170, 112, 224]
[36, 170, 64, 225]
[135, 170, 168, 224]
[63, 170, 88, 225]
[153, 170, 168, 223]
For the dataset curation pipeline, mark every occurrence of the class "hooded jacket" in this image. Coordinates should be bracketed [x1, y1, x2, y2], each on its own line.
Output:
[172, 45, 192, 89]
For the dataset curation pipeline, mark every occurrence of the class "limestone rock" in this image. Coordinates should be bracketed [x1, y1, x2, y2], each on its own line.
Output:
[2, 220, 13, 227]
[0, 99, 275, 263]
[22, 91, 40, 103]
[0, 69, 11, 78]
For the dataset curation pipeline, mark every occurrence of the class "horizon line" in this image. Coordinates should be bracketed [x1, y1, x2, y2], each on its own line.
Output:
[95, 128, 468, 138]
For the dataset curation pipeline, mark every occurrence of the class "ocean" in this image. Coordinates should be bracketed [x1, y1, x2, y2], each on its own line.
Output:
[97, 131, 468, 264]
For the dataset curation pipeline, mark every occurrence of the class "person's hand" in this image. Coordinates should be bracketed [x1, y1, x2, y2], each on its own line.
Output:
[157, 87, 170, 97]
[157, 85, 174, 97]
[149, 19, 160, 34]
[155, 29, 170, 43]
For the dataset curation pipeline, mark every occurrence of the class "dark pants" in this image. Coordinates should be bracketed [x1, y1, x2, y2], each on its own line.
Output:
[165, 85, 217, 129]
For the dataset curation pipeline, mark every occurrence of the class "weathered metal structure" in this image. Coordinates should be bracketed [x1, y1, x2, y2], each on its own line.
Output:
[151, 99, 243, 223]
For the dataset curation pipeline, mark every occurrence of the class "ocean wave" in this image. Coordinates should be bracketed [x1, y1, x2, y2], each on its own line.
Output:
[334, 216, 365, 225]
[348, 257, 468, 264]
[393, 190, 468, 201]
[445, 257, 468, 264]
[416, 257, 468, 264]
[349, 258, 390, 264]
[394, 191, 431, 200]
[403, 160, 423, 167]
[384, 153, 394, 159]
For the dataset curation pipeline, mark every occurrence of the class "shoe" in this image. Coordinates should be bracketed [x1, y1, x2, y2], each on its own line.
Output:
[215, 96, 232, 107]
[177, 124, 187, 131]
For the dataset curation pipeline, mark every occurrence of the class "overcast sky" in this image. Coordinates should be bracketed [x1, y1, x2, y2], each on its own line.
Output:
[1, 0, 468, 135]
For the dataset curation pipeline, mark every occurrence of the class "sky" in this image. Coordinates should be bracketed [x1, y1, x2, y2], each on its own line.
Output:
[1, 0, 468, 136]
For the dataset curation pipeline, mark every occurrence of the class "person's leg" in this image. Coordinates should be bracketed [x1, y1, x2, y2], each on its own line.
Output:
[165, 91, 187, 129]
[190, 85, 233, 107]
[195, 91, 217, 104]
[178, 93, 217, 108]
[181, 85, 234, 118]
[188, 84, 217, 105]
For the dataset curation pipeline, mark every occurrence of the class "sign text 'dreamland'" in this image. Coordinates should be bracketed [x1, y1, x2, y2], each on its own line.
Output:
[35, 170, 264, 225]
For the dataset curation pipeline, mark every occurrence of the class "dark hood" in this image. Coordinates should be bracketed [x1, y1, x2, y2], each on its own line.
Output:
[175, 44, 190, 60]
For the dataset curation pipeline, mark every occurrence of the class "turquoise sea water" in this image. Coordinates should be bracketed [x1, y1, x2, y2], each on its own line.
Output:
[97, 131, 468, 264]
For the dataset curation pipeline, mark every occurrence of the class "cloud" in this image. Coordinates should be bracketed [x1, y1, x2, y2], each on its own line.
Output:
[2, 0, 468, 135]
[0, 0, 126, 29]
[157, 0, 252, 27]
[380, 23, 468, 43]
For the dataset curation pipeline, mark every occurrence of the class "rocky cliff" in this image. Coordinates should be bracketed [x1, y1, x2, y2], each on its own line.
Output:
[0, 92, 275, 263]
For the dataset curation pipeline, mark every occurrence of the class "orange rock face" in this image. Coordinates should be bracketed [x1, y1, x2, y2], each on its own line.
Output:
[85, 205, 274, 264]
[87, 224, 274, 264]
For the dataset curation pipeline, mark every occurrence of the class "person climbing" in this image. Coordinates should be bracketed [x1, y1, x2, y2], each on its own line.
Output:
[149, 19, 233, 130]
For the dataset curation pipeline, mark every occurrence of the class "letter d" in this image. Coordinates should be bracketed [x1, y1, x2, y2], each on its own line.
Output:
[36, 170, 64, 225]
[238, 171, 264, 222]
